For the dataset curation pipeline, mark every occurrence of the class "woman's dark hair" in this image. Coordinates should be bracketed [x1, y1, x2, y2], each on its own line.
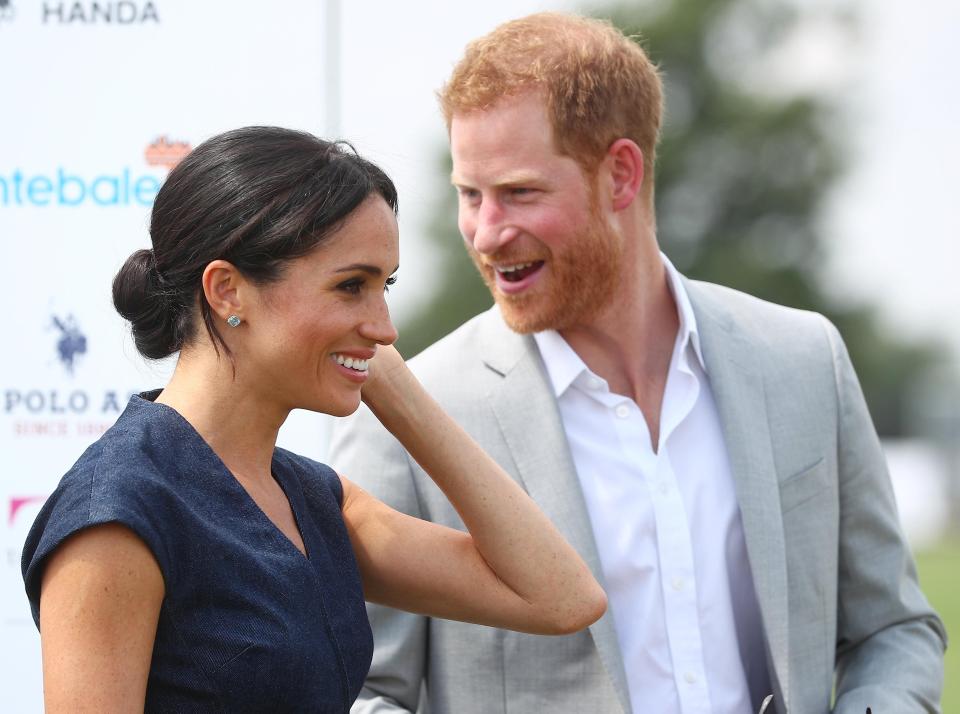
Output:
[112, 126, 398, 360]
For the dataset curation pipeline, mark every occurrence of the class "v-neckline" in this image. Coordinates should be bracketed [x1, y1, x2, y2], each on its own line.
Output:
[141, 394, 312, 563]
[269, 462, 311, 561]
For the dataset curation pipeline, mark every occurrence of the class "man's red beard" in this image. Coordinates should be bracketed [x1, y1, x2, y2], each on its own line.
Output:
[466, 207, 623, 334]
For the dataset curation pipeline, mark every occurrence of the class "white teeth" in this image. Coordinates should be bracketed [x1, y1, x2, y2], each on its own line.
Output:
[497, 262, 534, 273]
[334, 354, 368, 372]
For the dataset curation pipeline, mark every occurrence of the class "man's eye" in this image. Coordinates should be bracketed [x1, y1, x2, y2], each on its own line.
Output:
[458, 187, 480, 202]
[384, 275, 397, 293]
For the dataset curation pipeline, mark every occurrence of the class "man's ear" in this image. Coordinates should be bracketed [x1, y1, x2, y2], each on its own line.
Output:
[604, 138, 645, 211]
[201, 260, 246, 323]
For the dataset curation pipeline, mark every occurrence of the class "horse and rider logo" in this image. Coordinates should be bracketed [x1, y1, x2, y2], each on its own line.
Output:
[51, 314, 88, 375]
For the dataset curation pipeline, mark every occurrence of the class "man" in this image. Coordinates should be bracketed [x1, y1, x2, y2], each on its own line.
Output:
[330, 13, 946, 714]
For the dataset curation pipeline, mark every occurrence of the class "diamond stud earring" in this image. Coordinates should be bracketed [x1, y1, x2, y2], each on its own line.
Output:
[226, 315, 242, 328]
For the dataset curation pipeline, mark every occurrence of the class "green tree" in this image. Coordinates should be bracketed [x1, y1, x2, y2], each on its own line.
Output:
[399, 0, 948, 436]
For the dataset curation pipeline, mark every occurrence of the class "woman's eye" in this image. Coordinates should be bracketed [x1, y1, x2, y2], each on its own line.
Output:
[337, 279, 363, 295]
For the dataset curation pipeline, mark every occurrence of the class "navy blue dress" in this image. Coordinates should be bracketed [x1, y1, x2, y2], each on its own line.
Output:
[22, 392, 372, 713]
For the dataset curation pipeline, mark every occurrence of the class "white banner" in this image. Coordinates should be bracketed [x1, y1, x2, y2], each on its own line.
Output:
[1, 2, 334, 708]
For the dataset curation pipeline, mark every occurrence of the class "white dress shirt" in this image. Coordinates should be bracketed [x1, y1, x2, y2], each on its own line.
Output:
[533, 256, 769, 713]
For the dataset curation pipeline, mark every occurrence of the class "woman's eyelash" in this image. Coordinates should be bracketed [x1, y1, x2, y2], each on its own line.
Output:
[337, 275, 397, 294]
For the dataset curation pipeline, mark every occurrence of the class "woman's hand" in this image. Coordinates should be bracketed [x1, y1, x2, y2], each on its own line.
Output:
[359, 345, 411, 415]
[342, 353, 607, 636]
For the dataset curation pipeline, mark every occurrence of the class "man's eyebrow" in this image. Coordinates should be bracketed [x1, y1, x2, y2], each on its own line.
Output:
[450, 172, 542, 187]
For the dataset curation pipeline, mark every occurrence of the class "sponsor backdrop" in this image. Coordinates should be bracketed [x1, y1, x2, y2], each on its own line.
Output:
[1, 2, 334, 708]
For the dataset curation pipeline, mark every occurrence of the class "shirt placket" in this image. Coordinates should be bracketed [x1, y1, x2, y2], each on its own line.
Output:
[648, 449, 711, 712]
[608, 352, 711, 713]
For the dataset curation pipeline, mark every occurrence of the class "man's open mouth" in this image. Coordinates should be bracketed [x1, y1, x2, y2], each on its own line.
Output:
[496, 261, 544, 282]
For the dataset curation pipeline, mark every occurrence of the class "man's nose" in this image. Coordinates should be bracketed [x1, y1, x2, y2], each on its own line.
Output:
[468, 200, 520, 255]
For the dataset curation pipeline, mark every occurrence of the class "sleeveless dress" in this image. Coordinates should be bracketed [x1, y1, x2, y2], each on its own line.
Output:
[22, 392, 373, 713]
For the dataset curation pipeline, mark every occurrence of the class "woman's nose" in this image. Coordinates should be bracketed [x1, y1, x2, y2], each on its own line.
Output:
[361, 298, 398, 346]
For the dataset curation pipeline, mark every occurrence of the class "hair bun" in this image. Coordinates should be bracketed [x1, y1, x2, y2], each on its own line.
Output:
[112, 249, 181, 359]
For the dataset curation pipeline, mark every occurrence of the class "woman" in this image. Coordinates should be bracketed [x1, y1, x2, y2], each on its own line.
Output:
[21, 127, 606, 712]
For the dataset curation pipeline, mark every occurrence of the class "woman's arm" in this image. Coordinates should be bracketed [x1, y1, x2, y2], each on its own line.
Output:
[341, 345, 606, 635]
[39, 523, 164, 713]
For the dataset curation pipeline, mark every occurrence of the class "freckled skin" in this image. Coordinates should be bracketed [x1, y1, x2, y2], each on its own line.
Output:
[451, 93, 624, 334]
[237, 196, 401, 418]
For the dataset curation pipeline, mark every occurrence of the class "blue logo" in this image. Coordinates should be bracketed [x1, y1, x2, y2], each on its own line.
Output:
[51, 314, 87, 375]
[0, 138, 187, 207]
[0, 168, 161, 207]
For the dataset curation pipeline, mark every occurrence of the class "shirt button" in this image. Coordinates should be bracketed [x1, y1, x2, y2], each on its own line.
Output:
[671, 577, 684, 591]
[615, 404, 629, 418]
[684, 671, 698, 685]
[658, 481, 670, 495]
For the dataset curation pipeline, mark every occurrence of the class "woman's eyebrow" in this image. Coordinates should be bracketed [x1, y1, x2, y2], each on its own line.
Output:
[335, 263, 383, 276]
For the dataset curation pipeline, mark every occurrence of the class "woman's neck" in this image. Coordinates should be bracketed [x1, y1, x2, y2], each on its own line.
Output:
[155, 349, 286, 484]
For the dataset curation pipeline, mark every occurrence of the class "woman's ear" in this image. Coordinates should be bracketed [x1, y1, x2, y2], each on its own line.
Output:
[201, 260, 245, 323]
[604, 138, 645, 211]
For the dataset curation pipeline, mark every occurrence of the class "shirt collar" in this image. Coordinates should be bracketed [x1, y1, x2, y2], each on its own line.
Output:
[533, 252, 705, 399]
[533, 329, 584, 398]
[662, 252, 705, 370]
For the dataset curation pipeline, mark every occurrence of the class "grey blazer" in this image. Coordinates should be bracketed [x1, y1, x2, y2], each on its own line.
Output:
[329, 280, 946, 714]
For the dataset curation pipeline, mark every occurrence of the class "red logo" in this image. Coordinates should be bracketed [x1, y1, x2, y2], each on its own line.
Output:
[145, 136, 192, 171]
[8, 495, 47, 526]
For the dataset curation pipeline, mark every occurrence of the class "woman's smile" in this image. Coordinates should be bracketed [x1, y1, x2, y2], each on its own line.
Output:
[331, 350, 375, 383]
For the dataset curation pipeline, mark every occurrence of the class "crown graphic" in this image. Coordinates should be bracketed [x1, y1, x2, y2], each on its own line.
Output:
[145, 136, 192, 170]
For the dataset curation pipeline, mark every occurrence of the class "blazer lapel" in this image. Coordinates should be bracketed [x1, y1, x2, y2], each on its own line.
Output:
[686, 281, 791, 711]
[478, 309, 632, 714]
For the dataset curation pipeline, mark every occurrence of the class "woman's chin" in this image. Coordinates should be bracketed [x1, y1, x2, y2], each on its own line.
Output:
[322, 393, 363, 418]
